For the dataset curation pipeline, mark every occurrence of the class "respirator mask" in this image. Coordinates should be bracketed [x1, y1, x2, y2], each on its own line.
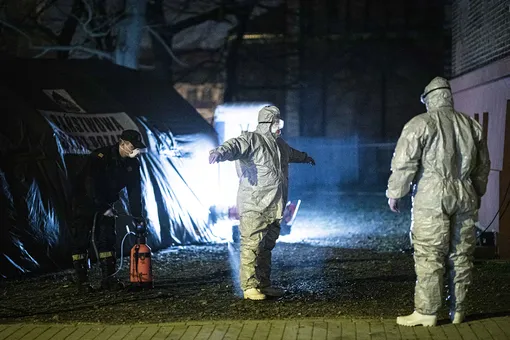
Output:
[121, 142, 140, 158]
[270, 119, 284, 135]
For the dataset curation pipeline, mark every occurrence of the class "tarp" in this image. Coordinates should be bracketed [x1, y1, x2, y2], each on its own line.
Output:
[0, 58, 220, 279]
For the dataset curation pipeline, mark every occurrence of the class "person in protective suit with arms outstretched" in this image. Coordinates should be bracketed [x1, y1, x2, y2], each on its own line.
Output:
[209, 105, 315, 300]
[71, 129, 146, 292]
[387, 77, 490, 327]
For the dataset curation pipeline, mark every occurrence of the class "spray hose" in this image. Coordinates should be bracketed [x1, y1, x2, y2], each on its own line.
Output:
[90, 212, 137, 278]
[90, 212, 100, 266]
[110, 226, 136, 277]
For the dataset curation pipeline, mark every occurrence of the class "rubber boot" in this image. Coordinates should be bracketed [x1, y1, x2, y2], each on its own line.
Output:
[100, 256, 125, 291]
[243, 288, 266, 300]
[396, 311, 437, 327]
[72, 258, 93, 293]
[451, 311, 465, 324]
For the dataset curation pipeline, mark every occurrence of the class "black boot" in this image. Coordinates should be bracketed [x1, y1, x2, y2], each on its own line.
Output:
[72, 257, 93, 293]
[100, 256, 125, 291]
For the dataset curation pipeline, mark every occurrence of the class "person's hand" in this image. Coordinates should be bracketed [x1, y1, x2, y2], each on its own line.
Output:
[133, 216, 146, 226]
[306, 156, 316, 166]
[209, 151, 221, 164]
[388, 198, 400, 213]
[103, 208, 116, 217]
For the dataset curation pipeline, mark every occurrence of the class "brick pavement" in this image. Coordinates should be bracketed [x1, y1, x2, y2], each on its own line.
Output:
[1, 317, 509, 340]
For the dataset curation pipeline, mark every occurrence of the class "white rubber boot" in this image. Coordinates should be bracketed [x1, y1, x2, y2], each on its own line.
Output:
[396, 311, 437, 327]
[243, 288, 266, 300]
[451, 312, 465, 324]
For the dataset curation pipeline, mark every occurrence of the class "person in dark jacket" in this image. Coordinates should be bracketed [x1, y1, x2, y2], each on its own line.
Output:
[71, 129, 146, 292]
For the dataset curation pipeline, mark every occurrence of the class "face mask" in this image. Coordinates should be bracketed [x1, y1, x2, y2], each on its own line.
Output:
[121, 143, 140, 158]
[270, 119, 284, 134]
[128, 149, 140, 158]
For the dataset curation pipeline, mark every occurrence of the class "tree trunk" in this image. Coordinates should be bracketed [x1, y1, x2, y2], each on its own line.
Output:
[223, 2, 256, 102]
[147, 0, 173, 81]
[56, 0, 84, 59]
[114, 0, 147, 69]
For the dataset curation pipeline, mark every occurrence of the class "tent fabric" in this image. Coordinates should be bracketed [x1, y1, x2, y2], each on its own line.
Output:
[0, 58, 219, 279]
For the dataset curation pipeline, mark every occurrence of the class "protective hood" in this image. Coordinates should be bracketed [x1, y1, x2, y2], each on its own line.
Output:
[421, 77, 454, 110]
[257, 105, 281, 135]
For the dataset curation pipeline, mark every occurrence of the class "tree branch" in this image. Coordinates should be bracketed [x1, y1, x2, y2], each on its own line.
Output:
[32, 45, 113, 60]
[170, 6, 236, 34]
[146, 26, 189, 67]
[0, 19, 112, 60]
[53, 0, 121, 38]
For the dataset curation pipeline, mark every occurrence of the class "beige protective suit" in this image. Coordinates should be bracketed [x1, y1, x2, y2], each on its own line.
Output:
[387, 77, 490, 316]
[211, 106, 285, 290]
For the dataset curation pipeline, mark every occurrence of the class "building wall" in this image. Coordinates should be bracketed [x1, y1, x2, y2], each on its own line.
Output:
[450, 57, 510, 236]
[174, 0, 448, 143]
[451, 0, 510, 77]
[174, 0, 449, 188]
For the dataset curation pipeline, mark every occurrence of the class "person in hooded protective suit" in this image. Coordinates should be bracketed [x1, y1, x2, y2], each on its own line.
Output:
[387, 77, 490, 326]
[209, 105, 314, 300]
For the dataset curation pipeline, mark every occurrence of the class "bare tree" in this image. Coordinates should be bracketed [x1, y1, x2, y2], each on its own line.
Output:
[1, 0, 279, 68]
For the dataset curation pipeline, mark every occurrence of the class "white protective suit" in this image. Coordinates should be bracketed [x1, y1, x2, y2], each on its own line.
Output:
[387, 77, 490, 316]
[211, 106, 285, 290]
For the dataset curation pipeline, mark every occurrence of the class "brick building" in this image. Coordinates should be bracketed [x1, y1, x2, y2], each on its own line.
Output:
[448, 0, 510, 257]
[237, 0, 448, 141]
[175, 0, 447, 137]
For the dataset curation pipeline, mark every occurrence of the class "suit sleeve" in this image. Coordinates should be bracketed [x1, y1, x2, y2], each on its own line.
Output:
[83, 152, 109, 211]
[213, 134, 251, 161]
[288, 146, 309, 163]
[470, 120, 491, 197]
[386, 117, 427, 199]
[126, 159, 143, 218]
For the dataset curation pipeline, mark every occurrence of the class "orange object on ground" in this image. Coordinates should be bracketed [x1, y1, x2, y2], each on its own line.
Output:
[130, 242, 153, 288]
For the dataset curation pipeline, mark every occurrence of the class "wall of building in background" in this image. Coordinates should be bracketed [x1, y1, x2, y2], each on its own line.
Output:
[173, 0, 449, 187]
[451, 0, 510, 77]
[235, 0, 448, 186]
[450, 0, 510, 257]
[231, 0, 448, 141]
[174, 0, 448, 140]
[450, 57, 510, 257]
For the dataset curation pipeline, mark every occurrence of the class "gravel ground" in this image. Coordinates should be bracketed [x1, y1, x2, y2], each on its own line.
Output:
[1, 192, 509, 324]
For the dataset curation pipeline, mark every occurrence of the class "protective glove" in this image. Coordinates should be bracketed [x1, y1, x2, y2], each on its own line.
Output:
[103, 208, 117, 217]
[94, 200, 111, 213]
[132, 217, 148, 235]
[209, 150, 221, 164]
[388, 198, 400, 213]
[133, 216, 146, 226]
[305, 156, 316, 166]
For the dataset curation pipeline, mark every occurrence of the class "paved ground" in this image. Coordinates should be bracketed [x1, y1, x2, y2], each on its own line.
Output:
[1, 317, 510, 340]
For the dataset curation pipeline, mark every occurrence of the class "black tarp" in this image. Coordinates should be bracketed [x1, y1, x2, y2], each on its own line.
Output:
[0, 58, 220, 279]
